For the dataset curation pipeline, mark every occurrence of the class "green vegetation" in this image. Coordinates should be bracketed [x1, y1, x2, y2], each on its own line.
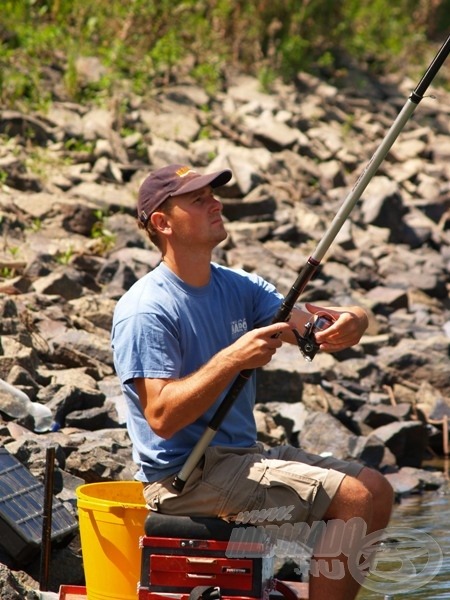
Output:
[55, 246, 74, 265]
[0, 0, 449, 110]
[90, 209, 116, 255]
[0, 266, 16, 279]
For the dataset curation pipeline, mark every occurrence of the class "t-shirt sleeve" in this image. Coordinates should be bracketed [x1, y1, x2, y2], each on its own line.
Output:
[112, 311, 181, 384]
[240, 270, 283, 327]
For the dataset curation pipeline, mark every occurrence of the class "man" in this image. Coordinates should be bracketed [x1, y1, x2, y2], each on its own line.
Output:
[111, 164, 393, 600]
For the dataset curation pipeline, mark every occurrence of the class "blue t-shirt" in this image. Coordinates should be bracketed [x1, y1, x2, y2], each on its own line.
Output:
[111, 261, 283, 482]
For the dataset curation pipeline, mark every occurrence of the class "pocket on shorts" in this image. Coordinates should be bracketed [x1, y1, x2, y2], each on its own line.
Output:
[143, 467, 224, 516]
[201, 446, 270, 519]
[143, 476, 173, 511]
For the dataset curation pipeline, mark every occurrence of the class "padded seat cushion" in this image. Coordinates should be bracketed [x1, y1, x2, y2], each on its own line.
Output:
[144, 512, 251, 541]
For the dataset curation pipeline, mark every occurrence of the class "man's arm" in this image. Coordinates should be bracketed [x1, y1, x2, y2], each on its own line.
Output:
[136, 302, 368, 439]
[135, 320, 293, 439]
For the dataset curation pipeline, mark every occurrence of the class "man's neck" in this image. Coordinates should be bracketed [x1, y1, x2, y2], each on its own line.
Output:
[162, 252, 212, 287]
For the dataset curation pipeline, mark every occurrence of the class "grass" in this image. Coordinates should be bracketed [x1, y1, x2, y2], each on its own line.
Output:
[1, 0, 448, 112]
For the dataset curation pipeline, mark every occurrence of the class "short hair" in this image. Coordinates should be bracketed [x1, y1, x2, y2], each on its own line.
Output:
[137, 197, 172, 250]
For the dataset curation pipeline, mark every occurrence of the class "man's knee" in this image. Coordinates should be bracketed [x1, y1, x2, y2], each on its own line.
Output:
[358, 467, 394, 499]
[324, 474, 373, 524]
[357, 467, 394, 527]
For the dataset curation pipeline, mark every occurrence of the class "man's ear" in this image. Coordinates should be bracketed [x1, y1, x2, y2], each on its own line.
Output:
[150, 211, 171, 234]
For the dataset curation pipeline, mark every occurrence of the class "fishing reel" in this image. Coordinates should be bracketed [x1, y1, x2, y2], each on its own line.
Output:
[293, 314, 334, 362]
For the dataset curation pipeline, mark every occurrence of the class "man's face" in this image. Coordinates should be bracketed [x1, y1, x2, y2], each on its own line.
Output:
[164, 185, 228, 249]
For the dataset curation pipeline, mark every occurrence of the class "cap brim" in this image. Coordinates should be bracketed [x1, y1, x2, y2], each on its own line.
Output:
[172, 169, 232, 196]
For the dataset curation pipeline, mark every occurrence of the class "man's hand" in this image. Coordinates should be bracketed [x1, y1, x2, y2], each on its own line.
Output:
[305, 302, 369, 353]
[224, 321, 293, 369]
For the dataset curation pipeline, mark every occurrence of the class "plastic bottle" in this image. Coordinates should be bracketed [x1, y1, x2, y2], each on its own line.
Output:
[0, 378, 53, 433]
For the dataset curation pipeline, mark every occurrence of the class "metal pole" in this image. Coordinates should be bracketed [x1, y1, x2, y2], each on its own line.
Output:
[172, 34, 450, 492]
[39, 445, 56, 591]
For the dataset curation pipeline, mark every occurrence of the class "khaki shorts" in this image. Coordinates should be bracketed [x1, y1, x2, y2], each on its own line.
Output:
[143, 443, 364, 525]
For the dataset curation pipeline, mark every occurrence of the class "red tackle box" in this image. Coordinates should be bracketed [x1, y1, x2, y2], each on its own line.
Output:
[138, 514, 274, 600]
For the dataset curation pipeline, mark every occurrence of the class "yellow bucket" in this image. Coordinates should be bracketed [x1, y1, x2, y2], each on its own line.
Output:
[76, 481, 147, 600]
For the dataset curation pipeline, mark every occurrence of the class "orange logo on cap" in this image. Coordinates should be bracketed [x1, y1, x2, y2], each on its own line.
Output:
[176, 166, 196, 178]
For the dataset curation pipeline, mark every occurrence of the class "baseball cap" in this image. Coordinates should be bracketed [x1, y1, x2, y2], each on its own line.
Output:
[138, 164, 232, 225]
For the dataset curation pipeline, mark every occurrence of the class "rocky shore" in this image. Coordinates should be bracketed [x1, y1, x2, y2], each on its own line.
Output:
[0, 59, 449, 597]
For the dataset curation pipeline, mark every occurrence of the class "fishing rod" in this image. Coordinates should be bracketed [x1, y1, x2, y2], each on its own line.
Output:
[172, 34, 450, 492]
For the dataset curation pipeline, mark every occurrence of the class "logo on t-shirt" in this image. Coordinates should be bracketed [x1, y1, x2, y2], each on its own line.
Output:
[231, 318, 248, 337]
